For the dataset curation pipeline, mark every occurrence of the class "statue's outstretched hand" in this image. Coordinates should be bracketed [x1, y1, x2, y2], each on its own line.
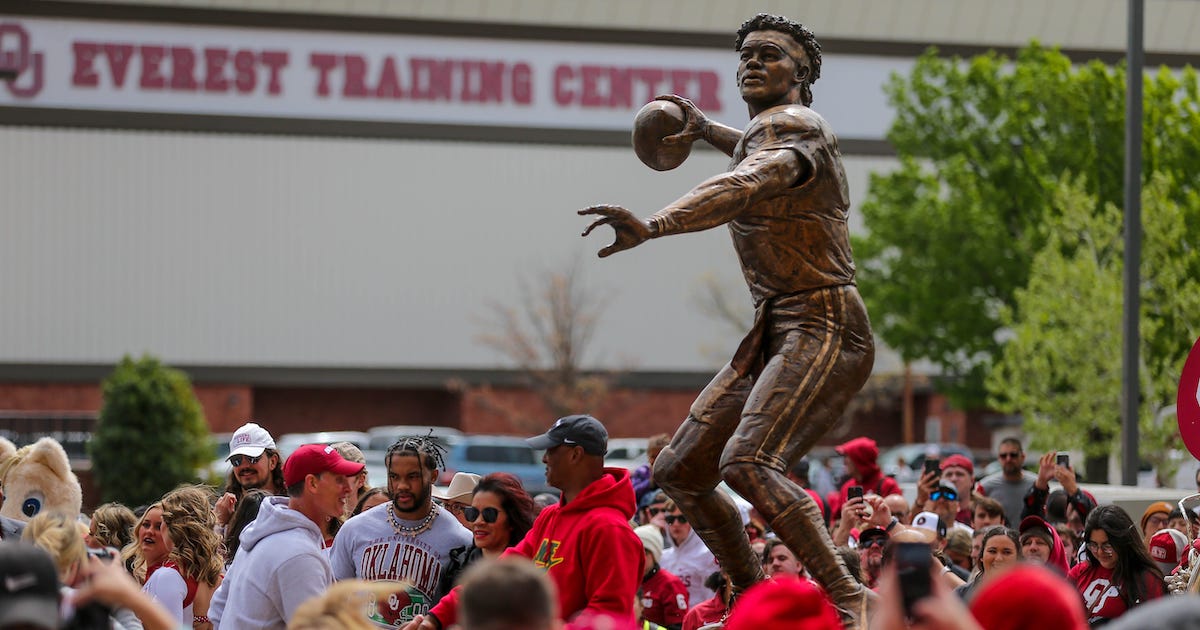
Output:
[579, 204, 652, 257]
[655, 94, 708, 145]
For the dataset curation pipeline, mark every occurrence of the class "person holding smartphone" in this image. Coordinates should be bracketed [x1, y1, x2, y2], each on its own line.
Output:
[830, 437, 902, 530]
[832, 485, 873, 547]
[1021, 450, 1096, 527]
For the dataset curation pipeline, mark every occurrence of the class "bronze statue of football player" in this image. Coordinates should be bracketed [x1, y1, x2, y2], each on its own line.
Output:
[581, 13, 874, 626]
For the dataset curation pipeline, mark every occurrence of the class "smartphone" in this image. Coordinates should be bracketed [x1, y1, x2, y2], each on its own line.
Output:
[848, 486, 864, 501]
[1057, 453, 1069, 468]
[923, 458, 940, 476]
[895, 542, 933, 616]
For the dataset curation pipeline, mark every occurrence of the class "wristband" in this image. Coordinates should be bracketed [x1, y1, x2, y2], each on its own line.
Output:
[886, 517, 899, 532]
[429, 613, 443, 630]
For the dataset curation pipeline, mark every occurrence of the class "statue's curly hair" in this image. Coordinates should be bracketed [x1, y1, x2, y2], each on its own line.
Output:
[734, 13, 822, 106]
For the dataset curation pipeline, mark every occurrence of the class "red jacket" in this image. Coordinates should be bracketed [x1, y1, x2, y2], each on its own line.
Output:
[641, 565, 689, 628]
[430, 467, 644, 630]
[829, 438, 902, 516]
[681, 594, 727, 630]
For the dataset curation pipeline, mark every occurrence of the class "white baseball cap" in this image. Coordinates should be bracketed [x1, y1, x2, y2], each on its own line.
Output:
[912, 511, 946, 538]
[228, 422, 276, 460]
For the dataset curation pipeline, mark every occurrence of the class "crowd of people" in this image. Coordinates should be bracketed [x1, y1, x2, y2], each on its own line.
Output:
[2, 418, 1200, 630]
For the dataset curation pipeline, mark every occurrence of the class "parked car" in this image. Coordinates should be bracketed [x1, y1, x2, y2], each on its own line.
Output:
[202, 432, 235, 482]
[366, 425, 464, 452]
[606, 437, 650, 473]
[364, 427, 552, 496]
[877, 442, 974, 478]
[441, 435, 552, 496]
[275, 431, 370, 458]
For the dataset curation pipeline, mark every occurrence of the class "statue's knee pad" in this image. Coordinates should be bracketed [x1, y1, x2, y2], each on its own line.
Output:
[652, 446, 683, 491]
[654, 446, 715, 496]
[719, 458, 760, 497]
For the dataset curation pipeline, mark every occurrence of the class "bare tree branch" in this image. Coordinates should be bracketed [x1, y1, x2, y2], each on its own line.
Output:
[471, 262, 621, 427]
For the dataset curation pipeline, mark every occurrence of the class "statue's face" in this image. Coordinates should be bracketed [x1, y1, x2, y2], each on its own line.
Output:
[737, 30, 808, 104]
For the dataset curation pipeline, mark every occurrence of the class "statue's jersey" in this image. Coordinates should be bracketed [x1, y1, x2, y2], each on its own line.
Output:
[727, 104, 855, 305]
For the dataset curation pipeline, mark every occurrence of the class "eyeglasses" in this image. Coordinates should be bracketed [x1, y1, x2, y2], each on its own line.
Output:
[665, 515, 688, 525]
[229, 454, 263, 467]
[463, 506, 500, 524]
[997, 452, 1021, 460]
[1086, 540, 1115, 554]
[930, 490, 958, 502]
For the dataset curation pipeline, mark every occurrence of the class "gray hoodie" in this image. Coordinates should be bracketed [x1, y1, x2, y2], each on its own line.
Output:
[209, 496, 331, 630]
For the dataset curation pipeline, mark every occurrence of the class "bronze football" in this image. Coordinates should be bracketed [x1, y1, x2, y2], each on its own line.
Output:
[632, 99, 692, 171]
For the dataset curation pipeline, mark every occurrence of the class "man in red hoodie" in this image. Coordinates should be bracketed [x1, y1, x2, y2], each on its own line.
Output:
[405, 414, 644, 630]
[829, 437, 902, 520]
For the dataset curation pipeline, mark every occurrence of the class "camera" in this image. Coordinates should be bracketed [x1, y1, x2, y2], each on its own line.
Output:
[86, 546, 118, 561]
[1056, 453, 1069, 468]
[847, 486, 864, 501]
[63, 602, 112, 630]
[895, 542, 932, 617]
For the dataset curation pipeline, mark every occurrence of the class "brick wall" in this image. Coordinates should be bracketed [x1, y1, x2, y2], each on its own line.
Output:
[0, 382, 253, 432]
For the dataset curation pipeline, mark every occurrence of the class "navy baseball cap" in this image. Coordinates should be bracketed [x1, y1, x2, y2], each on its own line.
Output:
[0, 542, 61, 629]
[527, 414, 608, 456]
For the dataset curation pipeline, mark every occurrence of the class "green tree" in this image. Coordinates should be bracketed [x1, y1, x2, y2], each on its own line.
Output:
[986, 175, 1200, 483]
[90, 355, 214, 505]
[854, 44, 1200, 407]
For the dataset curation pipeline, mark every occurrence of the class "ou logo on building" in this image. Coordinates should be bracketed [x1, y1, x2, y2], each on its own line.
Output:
[0, 22, 45, 98]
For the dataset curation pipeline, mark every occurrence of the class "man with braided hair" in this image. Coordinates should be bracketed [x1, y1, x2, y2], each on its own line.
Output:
[331, 434, 471, 628]
[579, 13, 874, 626]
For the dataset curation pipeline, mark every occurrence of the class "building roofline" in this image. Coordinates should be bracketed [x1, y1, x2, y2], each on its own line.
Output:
[7, 1, 1200, 67]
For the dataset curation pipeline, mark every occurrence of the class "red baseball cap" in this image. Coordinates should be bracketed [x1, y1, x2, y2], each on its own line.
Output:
[940, 454, 974, 476]
[724, 577, 841, 630]
[283, 444, 366, 487]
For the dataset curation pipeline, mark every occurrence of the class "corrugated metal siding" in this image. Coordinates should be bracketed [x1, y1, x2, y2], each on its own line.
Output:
[58, 0, 1200, 54]
[0, 126, 898, 370]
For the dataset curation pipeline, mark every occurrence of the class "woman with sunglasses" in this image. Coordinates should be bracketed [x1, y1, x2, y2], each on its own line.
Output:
[439, 472, 536, 595]
[955, 525, 1020, 600]
[1068, 504, 1164, 624]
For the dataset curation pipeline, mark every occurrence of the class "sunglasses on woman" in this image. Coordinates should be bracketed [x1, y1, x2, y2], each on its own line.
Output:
[463, 507, 501, 524]
[228, 454, 263, 467]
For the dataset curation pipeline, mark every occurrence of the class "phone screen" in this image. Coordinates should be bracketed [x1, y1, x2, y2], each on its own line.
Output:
[924, 458, 940, 476]
[896, 542, 932, 616]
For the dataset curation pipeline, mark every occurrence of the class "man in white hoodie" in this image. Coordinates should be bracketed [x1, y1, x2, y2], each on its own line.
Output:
[659, 499, 718, 609]
[210, 443, 364, 630]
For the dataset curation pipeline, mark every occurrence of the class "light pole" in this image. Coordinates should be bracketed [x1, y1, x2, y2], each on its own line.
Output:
[1121, 0, 1144, 486]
